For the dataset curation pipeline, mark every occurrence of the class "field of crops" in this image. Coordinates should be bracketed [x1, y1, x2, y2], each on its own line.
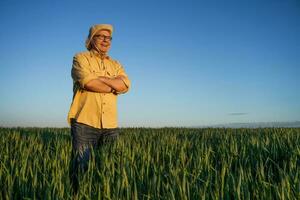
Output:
[0, 127, 299, 199]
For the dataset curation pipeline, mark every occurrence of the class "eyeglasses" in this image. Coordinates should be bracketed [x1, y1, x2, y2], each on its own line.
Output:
[93, 34, 112, 41]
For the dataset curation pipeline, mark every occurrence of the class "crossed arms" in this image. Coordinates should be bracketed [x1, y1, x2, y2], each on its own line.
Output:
[85, 75, 129, 94]
[72, 54, 130, 95]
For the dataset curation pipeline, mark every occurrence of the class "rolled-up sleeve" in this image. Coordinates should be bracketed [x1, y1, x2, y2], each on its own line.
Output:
[115, 61, 131, 94]
[117, 63, 131, 89]
[71, 54, 98, 89]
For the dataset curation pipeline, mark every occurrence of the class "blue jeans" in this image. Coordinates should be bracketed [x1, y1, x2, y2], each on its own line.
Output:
[69, 119, 119, 194]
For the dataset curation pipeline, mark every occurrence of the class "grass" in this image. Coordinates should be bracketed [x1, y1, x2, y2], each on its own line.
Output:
[0, 127, 299, 199]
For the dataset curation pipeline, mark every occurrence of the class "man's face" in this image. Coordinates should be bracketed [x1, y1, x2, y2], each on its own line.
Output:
[92, 29, 112, 53]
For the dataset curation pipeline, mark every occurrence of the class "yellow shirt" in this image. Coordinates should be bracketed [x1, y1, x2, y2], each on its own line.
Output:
[67, 50, 131, 129]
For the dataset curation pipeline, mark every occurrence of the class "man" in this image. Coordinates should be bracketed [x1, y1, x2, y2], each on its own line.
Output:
[67, 24, 130, 194]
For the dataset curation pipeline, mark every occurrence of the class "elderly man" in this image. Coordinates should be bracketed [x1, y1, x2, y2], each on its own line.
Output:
[67, 24, 130, 194]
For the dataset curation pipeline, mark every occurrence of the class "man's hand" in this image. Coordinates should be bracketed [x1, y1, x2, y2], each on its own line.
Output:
[98, 76, 128, 93]
[84, 75, 128, 94]
[84, 78, 112, 93]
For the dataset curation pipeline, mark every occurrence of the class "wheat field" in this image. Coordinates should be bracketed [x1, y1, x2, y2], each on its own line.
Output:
[0, 127, 299, 199]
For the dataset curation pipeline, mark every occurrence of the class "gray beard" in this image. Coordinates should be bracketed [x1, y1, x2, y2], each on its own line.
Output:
[92, 41, 107, 59]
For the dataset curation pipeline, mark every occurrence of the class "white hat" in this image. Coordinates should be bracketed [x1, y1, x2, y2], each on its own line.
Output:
[85, 24, 113, 50]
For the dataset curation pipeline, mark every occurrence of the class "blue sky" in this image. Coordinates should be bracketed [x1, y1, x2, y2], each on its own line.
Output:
[0, 0, 299, 127]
